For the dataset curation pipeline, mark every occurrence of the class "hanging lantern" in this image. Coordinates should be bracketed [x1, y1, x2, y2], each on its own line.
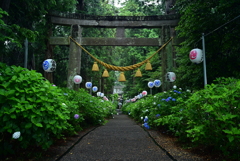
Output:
[145, 60, 152, 70]
[92, 62, 99, 71]
[73, 75, 82, 84]
[103, 96, 108, 101]
[102, 69, 109, 77]
[97, 92, 101, 97]
[142, 90, 147, 96]
[42, 59, 56, 72]
[135, 68, 142, 77]
[148, 81, 154, 88]
[118, 72, 126, 82]
[166, 72, 176, 82]
[154, 80, 161, 87]
[92, 86, 98, 92]
[85, 82, 92, 89]
[189, 48, 203, 64]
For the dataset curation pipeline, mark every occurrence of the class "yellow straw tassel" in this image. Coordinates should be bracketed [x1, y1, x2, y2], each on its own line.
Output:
[102, 69, 109, 77]
[92, 62, 99, 71]
[135, 68, 142, 77]
[145, 60, 152, 70]
[118, 72, 126, 82]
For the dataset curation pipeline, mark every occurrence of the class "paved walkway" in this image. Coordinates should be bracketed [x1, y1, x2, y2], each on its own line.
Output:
[58, 114, 174, 161]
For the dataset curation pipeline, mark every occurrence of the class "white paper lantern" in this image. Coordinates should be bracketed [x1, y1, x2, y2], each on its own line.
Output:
[148, 82, 154, 88]
[73, 75, 82, 84]
[92, 86, 98, 92]
[12, 131, 21, 139]
[154, 80, 161, 87]
[166, 72, 176, 82]
[85, 82, 92, 89]
[42, 59, 56, 72]
[97, 92, 101, 97]
[189, 48, 203, 64]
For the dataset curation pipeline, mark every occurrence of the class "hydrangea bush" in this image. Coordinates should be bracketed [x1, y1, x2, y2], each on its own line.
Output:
[0, 63, 116, 156]
[122, 77, 240, 159]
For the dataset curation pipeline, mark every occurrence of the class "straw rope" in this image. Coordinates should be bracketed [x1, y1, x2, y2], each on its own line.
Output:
[69, 36, 173, 71]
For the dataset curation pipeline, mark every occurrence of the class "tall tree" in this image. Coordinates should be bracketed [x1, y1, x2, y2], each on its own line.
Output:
[174, 0, 240, 89]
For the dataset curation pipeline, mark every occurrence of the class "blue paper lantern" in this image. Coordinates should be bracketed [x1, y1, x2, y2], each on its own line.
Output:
[85, 82, 92, 89]
[148, 81, 154, 88]
[92, 86, 98, 92]
[154, 80, 161, 87]
[42, 59, 56, 72]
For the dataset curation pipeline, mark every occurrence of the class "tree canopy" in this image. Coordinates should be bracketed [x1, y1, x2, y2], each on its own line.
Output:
[1, 0, 240, 95]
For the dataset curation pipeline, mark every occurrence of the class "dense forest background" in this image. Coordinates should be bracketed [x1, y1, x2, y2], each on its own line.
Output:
[1, 0, 240, 98]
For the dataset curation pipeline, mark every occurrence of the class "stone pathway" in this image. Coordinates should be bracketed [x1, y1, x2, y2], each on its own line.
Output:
[58, 114, 174, 161]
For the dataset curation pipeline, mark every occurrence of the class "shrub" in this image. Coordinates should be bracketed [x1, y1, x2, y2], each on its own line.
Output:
[0, 63, 73, 156]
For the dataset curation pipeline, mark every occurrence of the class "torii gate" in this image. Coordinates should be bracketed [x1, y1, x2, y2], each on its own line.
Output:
[49, 11, 180, 91]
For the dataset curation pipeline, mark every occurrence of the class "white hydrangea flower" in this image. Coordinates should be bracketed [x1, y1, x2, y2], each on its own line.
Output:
[145, 116, 148, 119]
[12, 131, 21, 139]
[141, 117, 143, 120]
[173, 85, 177, 89]
[153, 102, 156, 105]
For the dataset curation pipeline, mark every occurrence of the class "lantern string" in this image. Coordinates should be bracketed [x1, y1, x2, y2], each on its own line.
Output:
[69, 36, 173, 71]
[193, 14, 240, 47]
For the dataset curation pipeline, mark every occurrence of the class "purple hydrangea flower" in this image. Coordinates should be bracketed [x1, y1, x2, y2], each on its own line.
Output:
[74, 114, 79, 119]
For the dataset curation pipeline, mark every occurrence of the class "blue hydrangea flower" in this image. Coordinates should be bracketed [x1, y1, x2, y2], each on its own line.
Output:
[144, 123, 150, 129]
[162, 99, 165, 101]
[156, 114, 160, 117]
[172, 98, 176, 101]
[144, 117, 148, 122]
[157, 104, 161, 107]
[165, 98, 170, 102]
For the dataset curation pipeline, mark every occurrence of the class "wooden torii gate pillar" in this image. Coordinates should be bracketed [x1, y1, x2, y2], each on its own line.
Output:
[68, 25, 82, 90]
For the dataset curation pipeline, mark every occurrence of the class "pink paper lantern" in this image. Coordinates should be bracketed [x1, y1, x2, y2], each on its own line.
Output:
[189, 48, 203, 64]
[142, 91, 147, 96]
[166, 72, 176, 82]
[73, 75, 82, 84]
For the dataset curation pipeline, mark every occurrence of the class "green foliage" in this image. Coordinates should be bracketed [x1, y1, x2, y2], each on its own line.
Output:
[123, 77, 240, 159]
[178, 77, 240, 157]
[0, 63, 116, 157]
[174, 0, 240, 89]
[61, 88, 116, 127]
[0, 63, 73, 154]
